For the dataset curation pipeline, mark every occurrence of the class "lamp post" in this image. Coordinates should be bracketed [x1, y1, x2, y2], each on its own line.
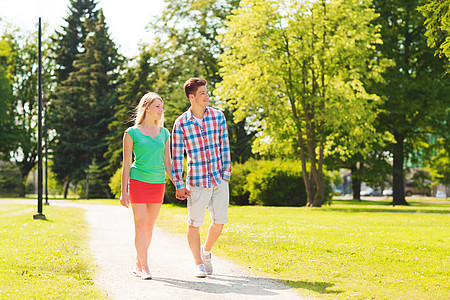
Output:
[34, 17, 46, 220]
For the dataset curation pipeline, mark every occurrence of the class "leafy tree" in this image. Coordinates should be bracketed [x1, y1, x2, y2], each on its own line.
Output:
[0, 37, 15, 158]
[426, 138, 449, 195]
[418, 0, 450, 66]
[107, 0, 252, 178]
[372, 0, 450, 205]
[105, 48, 157, 174]
[2, 25, 53, 196]
[145, 0, 254, 162]
[51, 9, 121, 199]
[217, 0, 388, 206]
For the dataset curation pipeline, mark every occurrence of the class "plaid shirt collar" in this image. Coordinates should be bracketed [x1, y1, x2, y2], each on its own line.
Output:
[185, 106, 211, 122]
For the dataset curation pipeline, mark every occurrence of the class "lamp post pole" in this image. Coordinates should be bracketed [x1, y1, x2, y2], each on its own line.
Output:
[34, 17, 46, 220]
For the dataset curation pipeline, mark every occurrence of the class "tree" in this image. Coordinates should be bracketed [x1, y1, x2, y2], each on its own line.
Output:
[145, 0, 254, 162]
[49, 0, 99, 197]
[372, 0, 450, 205]
[2, 25, 54, 196]
[418, 0, 450, 67]
[0, 37, 15, 158]
[217, 0, 388, 206]
[51, 9, 121, 199]
[105, 47, 160, 174]
[52, 0, 98, 83]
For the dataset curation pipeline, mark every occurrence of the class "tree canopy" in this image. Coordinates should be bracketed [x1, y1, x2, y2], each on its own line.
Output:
[418, 0, 450, 67]
[217, 0, 388, 206]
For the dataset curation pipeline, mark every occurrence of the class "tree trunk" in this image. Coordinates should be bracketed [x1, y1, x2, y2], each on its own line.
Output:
[17, 160, 36, 197]
[351, 164, 361, 201]
[392, 130, 409, 206]
[297, 131, 315, 206]
[63, 180, 70, 199]
[18, 174, 26, 197]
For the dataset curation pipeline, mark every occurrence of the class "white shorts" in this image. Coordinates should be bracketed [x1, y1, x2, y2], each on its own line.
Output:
[186, 181, 229, 227]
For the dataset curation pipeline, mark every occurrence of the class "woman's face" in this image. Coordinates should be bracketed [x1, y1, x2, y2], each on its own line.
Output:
[146, 98, 164, 120]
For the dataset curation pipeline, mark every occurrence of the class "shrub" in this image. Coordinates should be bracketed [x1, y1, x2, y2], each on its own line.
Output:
[109, 167, 122, 199]
[246, 160, 307, 206]
[0, 161, 22, 196]
[229, 159, 258, 205]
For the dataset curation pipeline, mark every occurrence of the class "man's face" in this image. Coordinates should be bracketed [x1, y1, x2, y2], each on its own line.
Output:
[190, 85, 209, 108]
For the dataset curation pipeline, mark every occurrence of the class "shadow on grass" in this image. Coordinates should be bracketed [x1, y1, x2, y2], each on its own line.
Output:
[281, 279, 343, 295]
[326, 207, 449, 214]
[326, 199, 450, 214]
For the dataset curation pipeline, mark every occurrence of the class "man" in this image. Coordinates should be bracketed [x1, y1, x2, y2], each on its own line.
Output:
[172, 77, 232, 278]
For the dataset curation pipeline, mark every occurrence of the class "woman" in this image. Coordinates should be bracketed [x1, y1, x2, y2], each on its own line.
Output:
[120, 92, 173, 280]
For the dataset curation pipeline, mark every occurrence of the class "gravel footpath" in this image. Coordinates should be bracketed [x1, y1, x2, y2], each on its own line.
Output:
[50, 202, 304, 300]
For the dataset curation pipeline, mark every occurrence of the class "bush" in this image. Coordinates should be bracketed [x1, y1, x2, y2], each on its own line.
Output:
[0, 161, 22, 196]
[246, 160, 307, 206]
[229, 159, 258, 205]
[109, 167, 121, 199]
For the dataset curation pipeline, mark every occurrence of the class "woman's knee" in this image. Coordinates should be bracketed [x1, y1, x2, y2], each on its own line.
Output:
[134, 219, 147, 232]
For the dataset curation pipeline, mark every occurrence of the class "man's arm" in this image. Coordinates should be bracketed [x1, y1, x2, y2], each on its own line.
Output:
[220, 113, 232, 181]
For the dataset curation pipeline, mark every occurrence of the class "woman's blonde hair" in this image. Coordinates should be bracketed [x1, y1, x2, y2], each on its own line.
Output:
[134, 92, 164, 126]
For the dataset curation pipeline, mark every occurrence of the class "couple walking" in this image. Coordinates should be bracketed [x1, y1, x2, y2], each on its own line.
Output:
[120, 78, 232, 280]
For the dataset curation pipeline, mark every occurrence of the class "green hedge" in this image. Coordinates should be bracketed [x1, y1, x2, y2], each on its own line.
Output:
[246, 160, 307, 206]
[229, 159, 304, 206]
[230, 159, 332, 206]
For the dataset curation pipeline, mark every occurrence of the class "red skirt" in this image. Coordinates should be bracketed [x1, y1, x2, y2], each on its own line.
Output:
[128, 179, 165, 204]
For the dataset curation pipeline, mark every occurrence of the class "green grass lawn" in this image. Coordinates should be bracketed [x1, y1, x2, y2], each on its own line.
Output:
[0, 204, 107, 299]
[1, 197, 448, 299]
[156, 199, 450, 299]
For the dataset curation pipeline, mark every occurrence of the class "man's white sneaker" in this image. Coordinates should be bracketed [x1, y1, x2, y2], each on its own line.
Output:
[201, 246, 213, 275]
[195, 264, 208, 278]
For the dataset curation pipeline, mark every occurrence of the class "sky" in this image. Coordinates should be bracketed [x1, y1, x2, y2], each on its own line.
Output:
[0, 0, 166, 58]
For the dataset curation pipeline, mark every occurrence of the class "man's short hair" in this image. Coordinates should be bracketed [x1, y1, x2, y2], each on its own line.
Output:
[184, 77, 207, 99]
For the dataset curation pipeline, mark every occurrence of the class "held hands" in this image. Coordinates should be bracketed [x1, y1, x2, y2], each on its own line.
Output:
[176, 187, 190, 200]
[120, 193, 130, 208]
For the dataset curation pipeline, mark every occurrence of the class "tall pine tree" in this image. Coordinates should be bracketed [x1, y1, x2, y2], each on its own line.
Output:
[52, 0, 98, 83]
[51, 6, 121, 198]
[75, 9, 121, 198]
[50, 0, 99, 197]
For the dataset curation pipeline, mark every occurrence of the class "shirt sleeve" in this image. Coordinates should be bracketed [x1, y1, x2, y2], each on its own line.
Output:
[125, 127, 134, 142]
[219, 113, 232, 181]
[171, 119, 186, 190]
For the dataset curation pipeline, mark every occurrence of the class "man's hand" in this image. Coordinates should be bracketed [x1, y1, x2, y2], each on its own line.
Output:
[176, 187, 191, 200]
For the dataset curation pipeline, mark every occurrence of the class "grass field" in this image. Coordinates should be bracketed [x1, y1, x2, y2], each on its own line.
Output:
[0, 203, 107, 299]
[156, 199, 450, 299]
[1, 198, 448, 299]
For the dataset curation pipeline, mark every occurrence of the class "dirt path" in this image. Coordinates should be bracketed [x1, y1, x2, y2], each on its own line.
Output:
[50, 202, 304, 300]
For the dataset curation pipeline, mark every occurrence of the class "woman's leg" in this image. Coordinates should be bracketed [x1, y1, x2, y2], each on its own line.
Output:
[131, 203, 150, 272]
[145, 203, 162, 252]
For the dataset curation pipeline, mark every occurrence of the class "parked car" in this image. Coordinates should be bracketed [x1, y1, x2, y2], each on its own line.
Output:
[435, 191, 447, 198]
[360, 187, 383, 196]
[382, 189, 393, 196]
[404, 181, 431, 196]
